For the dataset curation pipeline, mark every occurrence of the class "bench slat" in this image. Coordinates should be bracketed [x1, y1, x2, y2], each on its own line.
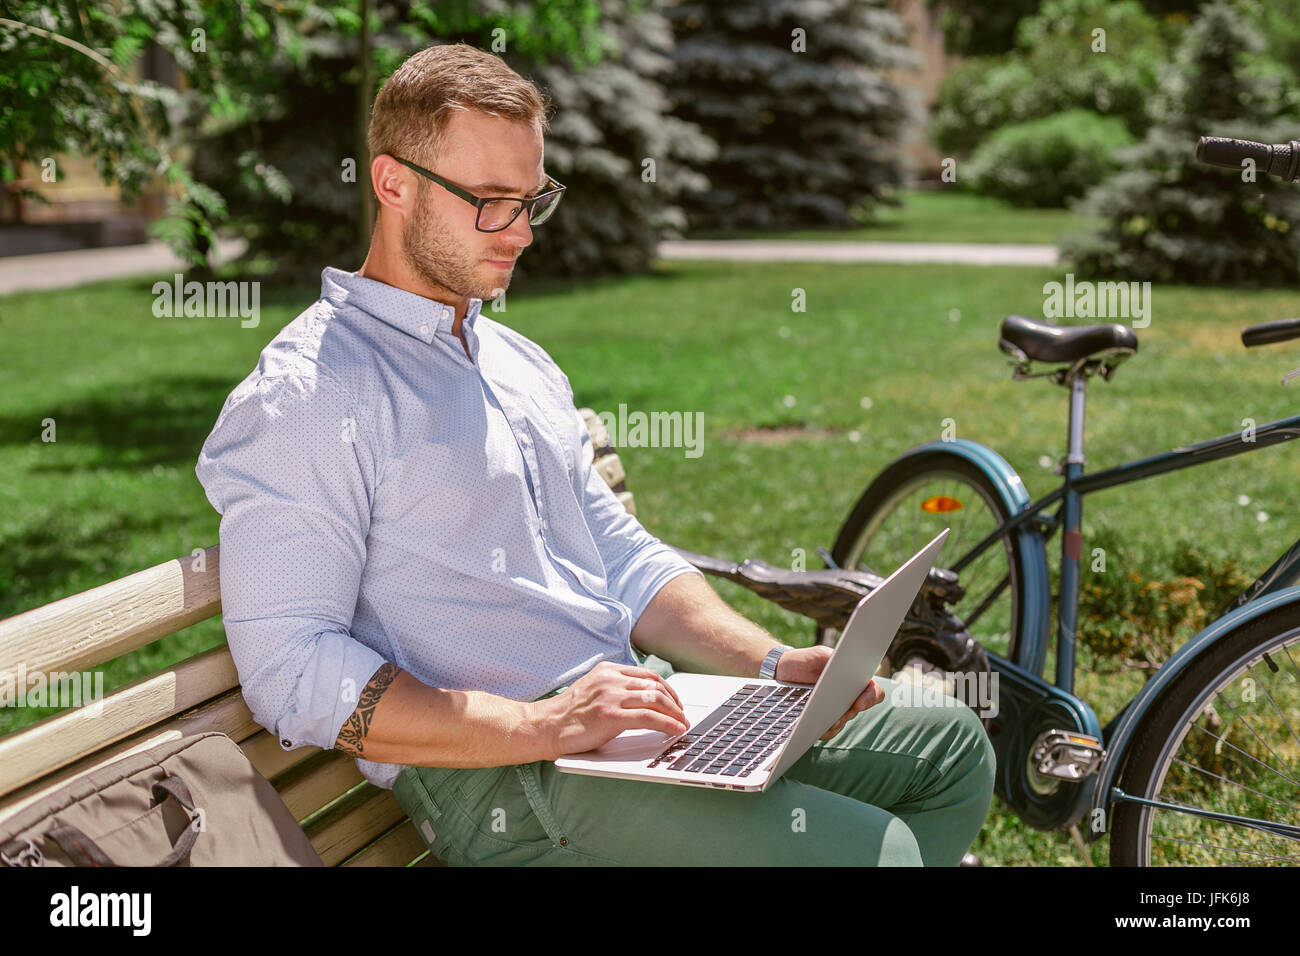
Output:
[271, 749, 366, 821]
[594, 451, 626, 489]
[0, 685, 260, 825]
[239, 728, 317, 782]
[0, 546, 222, 679]
[0, 643, 241, 798]
[341, 819, 432, 867]
[303, 783, 409, 866]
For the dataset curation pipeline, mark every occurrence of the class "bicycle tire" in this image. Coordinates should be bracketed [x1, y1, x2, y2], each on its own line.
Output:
[1109, 601, 1300, 866]
[819, 450, 1027, 666]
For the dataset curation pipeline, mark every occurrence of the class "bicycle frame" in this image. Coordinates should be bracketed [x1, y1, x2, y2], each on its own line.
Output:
[955, 372, 1300, 694]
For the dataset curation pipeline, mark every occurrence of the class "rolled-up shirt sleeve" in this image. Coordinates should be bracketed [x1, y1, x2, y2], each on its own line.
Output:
[195, 371, 391, 753]
[557, 379, 705, 626]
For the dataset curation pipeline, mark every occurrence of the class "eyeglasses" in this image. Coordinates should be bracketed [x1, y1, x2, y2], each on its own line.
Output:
[393, 157, 566, 232]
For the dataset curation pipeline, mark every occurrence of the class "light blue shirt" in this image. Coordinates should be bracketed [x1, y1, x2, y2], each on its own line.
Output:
[195, 267, 703, 789]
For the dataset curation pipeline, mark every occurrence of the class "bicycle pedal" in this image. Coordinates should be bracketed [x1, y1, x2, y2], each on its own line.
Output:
[1031, 729, 1105, 782]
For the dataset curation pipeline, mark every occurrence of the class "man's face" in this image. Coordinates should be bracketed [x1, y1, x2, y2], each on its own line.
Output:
[400, 111, 544, 302]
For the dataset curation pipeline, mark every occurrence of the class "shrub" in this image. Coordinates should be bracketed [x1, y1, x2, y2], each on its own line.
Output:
[1078, 532, 1255, 676]
[964, 110, 1136, 207]
[930, 0, 1173, 159]
[1063, 2, 1300, 286]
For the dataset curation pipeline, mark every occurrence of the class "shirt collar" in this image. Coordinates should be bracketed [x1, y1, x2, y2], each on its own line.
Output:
[321, 266, 483, 345]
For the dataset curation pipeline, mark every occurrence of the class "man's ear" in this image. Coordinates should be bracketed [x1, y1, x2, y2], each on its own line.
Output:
[370, 155, 413, 217]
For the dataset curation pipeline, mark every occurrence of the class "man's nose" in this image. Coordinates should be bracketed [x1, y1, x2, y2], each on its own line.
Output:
[501, 208, 533, 248]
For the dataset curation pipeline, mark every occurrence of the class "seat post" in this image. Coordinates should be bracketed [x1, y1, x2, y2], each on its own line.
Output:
[1066, 373, 1087, 468]
[1056, 371, 1088, 693]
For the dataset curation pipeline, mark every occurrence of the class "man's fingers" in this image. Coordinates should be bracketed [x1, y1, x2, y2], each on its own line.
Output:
[623, 708, 690, 736]
[620, 683, 688, 728]
[855, 681, 884, 710]
[626, 677, 685, 715]
[616, 666, 684, 709]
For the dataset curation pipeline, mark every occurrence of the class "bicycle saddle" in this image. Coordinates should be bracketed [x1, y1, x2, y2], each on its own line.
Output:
[998, 314, 1138, 364]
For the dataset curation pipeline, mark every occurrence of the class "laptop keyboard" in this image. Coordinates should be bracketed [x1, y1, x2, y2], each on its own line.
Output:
[646, 683, 810, 779]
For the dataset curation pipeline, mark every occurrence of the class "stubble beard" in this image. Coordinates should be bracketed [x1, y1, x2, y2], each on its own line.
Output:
[401, 185, 508, 302]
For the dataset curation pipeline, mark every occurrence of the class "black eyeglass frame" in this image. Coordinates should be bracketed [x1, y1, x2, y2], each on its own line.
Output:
[392, 156, 566, 232]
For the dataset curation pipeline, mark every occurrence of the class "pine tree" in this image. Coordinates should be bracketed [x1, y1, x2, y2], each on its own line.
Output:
[514, 0, 718, 281]
[664, 0, 918, 231]
[1062, 2, 1300, 286]
[189, 0, 713, 282]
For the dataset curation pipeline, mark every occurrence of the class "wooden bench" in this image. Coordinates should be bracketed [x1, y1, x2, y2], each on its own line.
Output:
[0, 408, 638, 867]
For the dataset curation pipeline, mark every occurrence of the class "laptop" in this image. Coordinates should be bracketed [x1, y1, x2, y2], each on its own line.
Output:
[554, 528, 948, 792]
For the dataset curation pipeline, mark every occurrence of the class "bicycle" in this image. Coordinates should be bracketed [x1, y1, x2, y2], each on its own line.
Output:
[813, 135, 1300, 866]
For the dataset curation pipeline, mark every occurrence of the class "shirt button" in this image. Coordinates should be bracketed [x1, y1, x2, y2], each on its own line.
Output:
[280, 738, 293, 749]
[419, 324, 429, 336]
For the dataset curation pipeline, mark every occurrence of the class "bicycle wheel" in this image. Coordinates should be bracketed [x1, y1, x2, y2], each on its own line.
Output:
[819, 451, 1025, 664]
[1109, 602, 1300, 866]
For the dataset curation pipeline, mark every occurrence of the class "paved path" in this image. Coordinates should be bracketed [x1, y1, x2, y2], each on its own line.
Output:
[0, 236, 1056, 296]
[0, 238, 247, 295]
[658, 239, 1058, 266]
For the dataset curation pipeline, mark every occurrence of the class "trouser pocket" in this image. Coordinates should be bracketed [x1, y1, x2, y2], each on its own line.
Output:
[392, 765, 470, 866]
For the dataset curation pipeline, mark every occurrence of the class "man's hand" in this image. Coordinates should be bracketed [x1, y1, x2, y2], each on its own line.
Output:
[774, 645, 885, 740]
[534, 661, 692, 760]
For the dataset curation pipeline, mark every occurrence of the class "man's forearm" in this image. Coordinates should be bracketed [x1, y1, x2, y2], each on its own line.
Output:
[331, 664, 553, 766]
[629, 572, 784, 677]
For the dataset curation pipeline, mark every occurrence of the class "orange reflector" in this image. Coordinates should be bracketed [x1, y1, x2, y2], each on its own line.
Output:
[921, 495, 964, 513]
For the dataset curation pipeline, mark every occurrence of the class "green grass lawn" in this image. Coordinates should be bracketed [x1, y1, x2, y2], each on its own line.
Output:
[687, 188, 1100, 245]
[3, 258, 1299, 866]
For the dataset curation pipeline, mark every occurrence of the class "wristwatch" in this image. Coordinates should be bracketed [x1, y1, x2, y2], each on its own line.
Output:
[758, 646, 787, 681]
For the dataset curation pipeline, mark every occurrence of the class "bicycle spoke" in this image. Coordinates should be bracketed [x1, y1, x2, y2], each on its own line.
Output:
[1201, 691, 1300, 790]
[963, 572, 1010, 629]
[1211, 688, 1300, 792]
[1168, 755, 1300, 814]
[1245, 660, 1300, 758]
[1186, 719, 1300, 790]
[836, 463, 1020, 661]
[1152, 834, 1300, 864]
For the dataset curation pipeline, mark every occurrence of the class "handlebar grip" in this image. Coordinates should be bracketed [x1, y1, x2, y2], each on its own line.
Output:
[1196, 137, 1300, 182]
[1242, 318, 1300, 347]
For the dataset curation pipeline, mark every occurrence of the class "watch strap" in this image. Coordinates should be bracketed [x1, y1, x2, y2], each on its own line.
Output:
[759, 646, 787, 680]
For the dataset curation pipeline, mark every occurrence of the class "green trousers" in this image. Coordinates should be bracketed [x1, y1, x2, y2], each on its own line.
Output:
[392, 649, 995, 866]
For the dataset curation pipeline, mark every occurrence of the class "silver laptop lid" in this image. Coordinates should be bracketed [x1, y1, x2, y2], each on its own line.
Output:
[762, 529, 949, 785]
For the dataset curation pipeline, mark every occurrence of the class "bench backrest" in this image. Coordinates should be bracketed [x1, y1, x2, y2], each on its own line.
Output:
[0, 408, 632, 866]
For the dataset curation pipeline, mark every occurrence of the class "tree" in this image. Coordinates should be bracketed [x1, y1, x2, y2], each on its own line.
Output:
[930, 0, 1176, 159]
[189, 0, 715, 281]
[926, 0, 1043, 57]
[0, 0, 607, 272]
[1062, 2, 1300, 285]
[512, 0, 717, 280]
[0, 0, 299, 266]
[664, 0, 917, 232]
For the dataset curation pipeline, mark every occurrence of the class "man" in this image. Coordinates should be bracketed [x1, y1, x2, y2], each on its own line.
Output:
[196, 42, 994, 866]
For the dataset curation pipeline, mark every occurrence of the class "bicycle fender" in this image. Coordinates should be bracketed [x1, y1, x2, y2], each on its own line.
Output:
[1087, 584, 1300, 840]
[888, 440, 1052, 673]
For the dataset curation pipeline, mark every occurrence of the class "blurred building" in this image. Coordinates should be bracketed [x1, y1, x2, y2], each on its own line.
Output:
[889, 0, 960, 182]
[0, 43, 176, 257]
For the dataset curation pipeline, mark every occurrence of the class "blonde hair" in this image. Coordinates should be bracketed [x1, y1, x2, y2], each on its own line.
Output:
[367, 42, 551, 173]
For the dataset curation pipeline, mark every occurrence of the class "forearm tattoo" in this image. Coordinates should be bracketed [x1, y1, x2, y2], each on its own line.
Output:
[335, 662, 400, 756]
